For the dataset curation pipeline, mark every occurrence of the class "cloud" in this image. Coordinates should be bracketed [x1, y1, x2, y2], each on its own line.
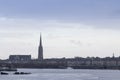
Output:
[70, 40, 83, 46]
[70, 40, 93, 47]
[0, 16, 120, 34]
[0, 17, 90, 32]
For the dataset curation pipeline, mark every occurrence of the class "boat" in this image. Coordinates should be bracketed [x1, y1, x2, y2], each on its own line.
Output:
[0, 72, 8, 75]
[14, 72, 31, 75]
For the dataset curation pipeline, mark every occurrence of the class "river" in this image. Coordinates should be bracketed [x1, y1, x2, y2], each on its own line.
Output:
[0, 69, 120, 80]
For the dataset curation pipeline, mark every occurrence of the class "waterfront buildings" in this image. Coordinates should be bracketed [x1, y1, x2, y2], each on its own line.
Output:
[1, 34, 120, 69]
[9, 55, 31, 62]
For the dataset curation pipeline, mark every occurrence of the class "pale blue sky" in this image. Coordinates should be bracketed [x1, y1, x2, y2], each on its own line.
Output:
[0, 0, 120, 59]
[0, 0, 120, 19]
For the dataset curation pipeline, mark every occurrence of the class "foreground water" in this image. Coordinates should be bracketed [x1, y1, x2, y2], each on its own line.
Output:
[0, 69, 120, 80]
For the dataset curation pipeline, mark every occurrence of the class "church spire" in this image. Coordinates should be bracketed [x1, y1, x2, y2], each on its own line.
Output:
[40, 33, 42, 46]
[38, 33, 43, 61]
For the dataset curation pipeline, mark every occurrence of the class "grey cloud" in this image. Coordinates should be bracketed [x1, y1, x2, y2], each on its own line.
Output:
[70, 40, 93, 47]
[1, 17, 120, 32]
[70, 40, 83, 46]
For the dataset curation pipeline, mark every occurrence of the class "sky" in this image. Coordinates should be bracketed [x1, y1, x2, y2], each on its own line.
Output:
[0, 0, 120, 59]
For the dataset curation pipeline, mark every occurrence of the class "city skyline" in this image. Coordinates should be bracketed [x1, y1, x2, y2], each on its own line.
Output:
[0, 0, 120, 59]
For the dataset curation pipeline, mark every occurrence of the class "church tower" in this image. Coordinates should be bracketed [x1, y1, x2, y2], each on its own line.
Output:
[38, 34, 43, 61]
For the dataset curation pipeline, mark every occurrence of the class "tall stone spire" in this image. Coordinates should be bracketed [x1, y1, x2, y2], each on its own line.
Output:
[40, 34, 42, 46]
[38, 33, 43, 61]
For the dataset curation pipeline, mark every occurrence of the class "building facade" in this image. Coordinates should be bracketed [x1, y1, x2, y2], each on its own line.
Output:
[9, 55, 31, 61]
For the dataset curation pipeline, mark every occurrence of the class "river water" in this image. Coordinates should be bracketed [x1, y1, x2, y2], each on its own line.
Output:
[0, 69, 120, 80]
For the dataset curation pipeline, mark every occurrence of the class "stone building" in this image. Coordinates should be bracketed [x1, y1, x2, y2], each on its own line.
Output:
[9, 55, 31, 62]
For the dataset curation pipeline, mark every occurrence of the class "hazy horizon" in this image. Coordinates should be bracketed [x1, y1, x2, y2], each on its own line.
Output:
[0, 0, 120, 59]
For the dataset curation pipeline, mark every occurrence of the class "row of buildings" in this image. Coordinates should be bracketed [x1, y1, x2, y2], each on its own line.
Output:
[1, 34, 120, 69]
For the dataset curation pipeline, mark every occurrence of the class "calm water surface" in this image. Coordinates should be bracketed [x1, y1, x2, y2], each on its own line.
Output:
[0, 69, 120, 80]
